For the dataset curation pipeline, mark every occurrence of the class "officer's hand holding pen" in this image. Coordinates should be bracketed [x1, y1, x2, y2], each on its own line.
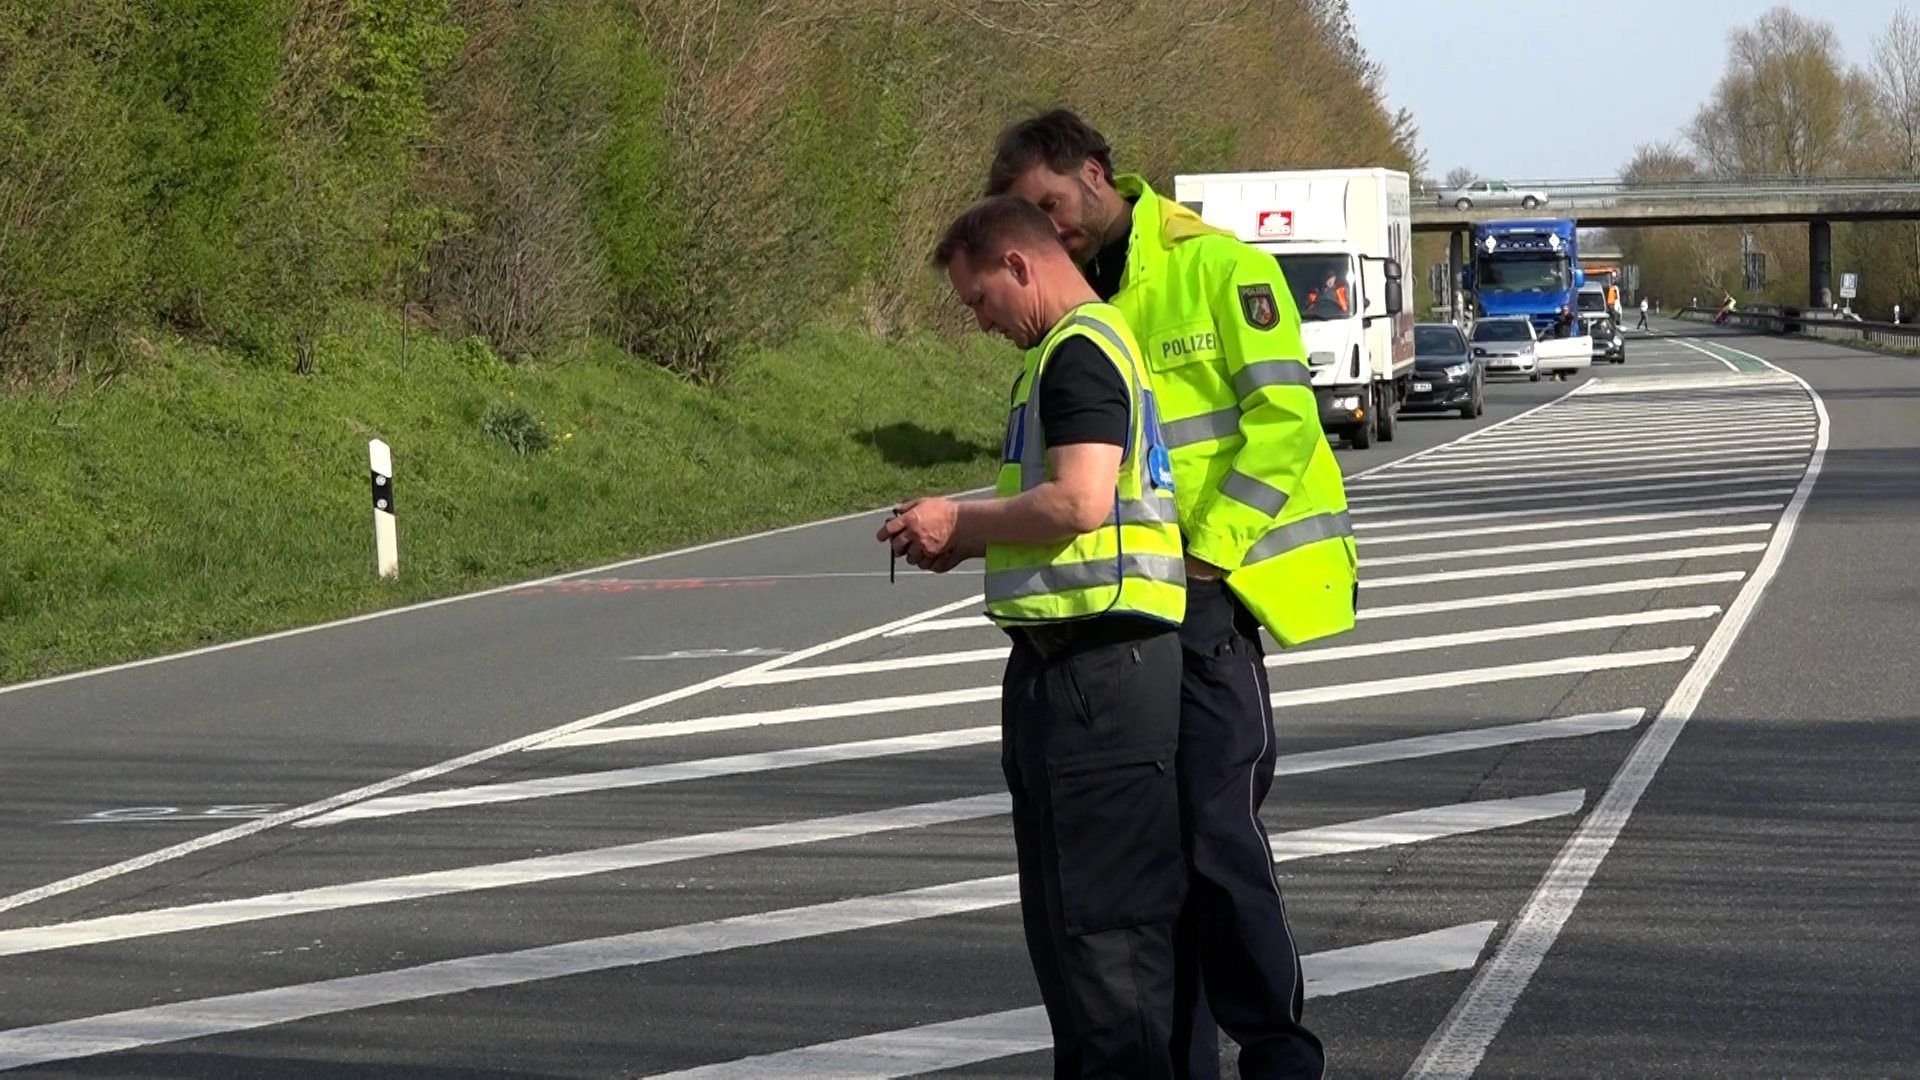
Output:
[877, 497, 965, 574]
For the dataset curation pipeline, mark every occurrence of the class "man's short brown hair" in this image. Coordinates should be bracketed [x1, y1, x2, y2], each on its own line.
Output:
[931, 195, 1064, 269]
[984, 108, 1115, 196]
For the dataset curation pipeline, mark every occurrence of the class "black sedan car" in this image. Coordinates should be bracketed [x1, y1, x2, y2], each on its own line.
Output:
[1402, 322, 1483, 419]
[1586, 314, 1625, 364]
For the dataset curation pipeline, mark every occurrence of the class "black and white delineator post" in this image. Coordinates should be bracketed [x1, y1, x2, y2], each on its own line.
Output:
[369, 439, 398, 578]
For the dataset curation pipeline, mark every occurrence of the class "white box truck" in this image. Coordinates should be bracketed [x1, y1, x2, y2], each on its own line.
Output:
[1173, 168, 1414, 448]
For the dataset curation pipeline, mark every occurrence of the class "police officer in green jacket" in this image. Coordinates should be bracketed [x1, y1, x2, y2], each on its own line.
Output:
[990, 110, 1355, 1080]
[881, 195, 1190, 1076]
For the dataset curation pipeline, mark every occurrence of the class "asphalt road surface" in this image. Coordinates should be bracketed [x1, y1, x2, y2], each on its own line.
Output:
[1, 318, 1913, 1077]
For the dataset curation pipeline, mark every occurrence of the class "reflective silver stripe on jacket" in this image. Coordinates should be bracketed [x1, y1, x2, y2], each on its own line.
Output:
[1161, 407, 1240, 449]
[985, 552, 1186, 602]
[1240, 511, 1354, 568]
[1219, 469, 1289, 516]
[1108, 493, 1179, 527]
[1232, 359, 1314, 398]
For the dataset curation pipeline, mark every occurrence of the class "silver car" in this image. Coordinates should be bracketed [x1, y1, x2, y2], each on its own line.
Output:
[1438, 179, 1550, 211]
[1470, 316, 1541, 380]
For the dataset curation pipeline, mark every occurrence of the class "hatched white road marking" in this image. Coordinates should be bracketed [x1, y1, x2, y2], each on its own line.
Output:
[537, 687, 1001, 751]
[1363, 544, 1768, 587]
[1354, 454, 1805, 489]
[303, 727, 1002, 827]
[0, 791, 1574, 962]
[1358, 508, 1783, 546]
[1355, 488, 1797, 531]
[1359, 573, 1746, 621]
[1359, 524, 1770, 566]
[1269, 609, 1718, 668]
[1268, 649, 1693, 709]
[652, 922, 1499, 1079]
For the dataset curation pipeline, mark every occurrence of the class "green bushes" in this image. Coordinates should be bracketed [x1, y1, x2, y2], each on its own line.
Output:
[1, 0, 1415, 386]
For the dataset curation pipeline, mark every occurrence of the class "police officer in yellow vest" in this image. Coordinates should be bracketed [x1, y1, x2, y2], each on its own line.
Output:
[881, 195, 1191, 1076]
[991, 110, 1354, 1080]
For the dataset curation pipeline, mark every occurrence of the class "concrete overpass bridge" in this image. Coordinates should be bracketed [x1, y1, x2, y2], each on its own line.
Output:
[1414, 176, 1920, 308]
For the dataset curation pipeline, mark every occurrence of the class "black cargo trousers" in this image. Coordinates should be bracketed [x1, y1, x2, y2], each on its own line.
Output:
[1001, 619, 1188, 1078]
[1171, 578, 1326, 1080]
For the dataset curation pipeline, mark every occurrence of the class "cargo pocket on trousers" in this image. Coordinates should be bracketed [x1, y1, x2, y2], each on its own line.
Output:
[1048, 743, 1185, 936]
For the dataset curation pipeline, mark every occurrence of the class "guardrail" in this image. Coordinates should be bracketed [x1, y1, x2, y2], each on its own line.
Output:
[1674, 306, 1920, 353]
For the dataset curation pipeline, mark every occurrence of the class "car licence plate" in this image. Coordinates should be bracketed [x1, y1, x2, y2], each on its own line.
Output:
[1413, 381, 1432, 392]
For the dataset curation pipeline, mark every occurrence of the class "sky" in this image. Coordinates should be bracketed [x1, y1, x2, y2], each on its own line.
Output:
[1348, 0, 1912, 181]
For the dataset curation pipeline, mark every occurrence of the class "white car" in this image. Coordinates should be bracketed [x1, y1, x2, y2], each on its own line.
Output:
[1438, 179, 1549, 211]
[1470, 317, 1541, 380]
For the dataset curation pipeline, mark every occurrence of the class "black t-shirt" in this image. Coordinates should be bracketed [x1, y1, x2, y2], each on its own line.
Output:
[1037, 336, 1129, 448]
[1085, 221, 1133, 302]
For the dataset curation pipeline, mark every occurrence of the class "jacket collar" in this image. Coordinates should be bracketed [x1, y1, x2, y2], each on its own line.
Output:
[1114, 173, 1233, 292]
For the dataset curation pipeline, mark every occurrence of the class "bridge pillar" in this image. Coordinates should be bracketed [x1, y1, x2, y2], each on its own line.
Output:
[1448, 229, 1467, 322]
[1809, 219, 1833, 309]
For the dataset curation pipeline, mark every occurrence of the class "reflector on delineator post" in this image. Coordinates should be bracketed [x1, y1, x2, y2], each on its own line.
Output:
[369, 439, 398, 578]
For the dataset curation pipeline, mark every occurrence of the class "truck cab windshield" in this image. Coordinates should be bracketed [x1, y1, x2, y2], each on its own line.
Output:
[1476, 256, 1569, 291]
[1274, 254, 1354, 321]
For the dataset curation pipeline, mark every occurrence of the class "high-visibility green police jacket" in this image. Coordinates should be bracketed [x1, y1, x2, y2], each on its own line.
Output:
[1106, 174, 1357, 647]
[984, 302, 1187, 628]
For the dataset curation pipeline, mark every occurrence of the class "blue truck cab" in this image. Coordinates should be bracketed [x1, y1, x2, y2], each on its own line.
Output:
[1466, 219, 1583, 337]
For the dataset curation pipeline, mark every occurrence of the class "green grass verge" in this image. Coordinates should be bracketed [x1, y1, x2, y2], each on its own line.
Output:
[0, 314, 1009, 685]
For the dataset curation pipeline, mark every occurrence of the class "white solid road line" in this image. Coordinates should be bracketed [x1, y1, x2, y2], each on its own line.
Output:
[1407, 338, 1831, 1078]
[734, 597, 1728, 686]
[1458, 410, 1811, 443]
[1347, 466, 1801, 506]
[0, 595, 996, 918]
[1350, 478, 1794, 517]
[732, 648, 1008, 685]
[886, 613, 988, 636]
[1402, 434, 1812, 471]
[0, 794, 1014, 960]
[1363, 544, 1768, 588]
[1361, 451, 1805, 485]
[1359, 572, 1747, 621]
[1270, 790, 1584, 861]
[0, 789, 1570, 965]
[1359, 507, 1783, 545]
[1456, 414, 1811, 446]
[653, 922, 1500, 1079]
[536, 686, 1001, 751]
[0, 876, 1028, 1072]
[1274, 709, 1643, 776]
[1268, 648, 1693, 709]
[1382, 445, 1809, 477]
[302, 727, 1001, 827]
[1360, 524, 1770, 566]
[1269, 608, 1718, 669]
[1355, 488, 1796, 531]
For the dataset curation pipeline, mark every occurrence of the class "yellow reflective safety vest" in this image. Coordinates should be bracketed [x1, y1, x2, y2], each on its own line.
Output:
[1106, 174, 1357, 647]
[985, 303, 1187, 628]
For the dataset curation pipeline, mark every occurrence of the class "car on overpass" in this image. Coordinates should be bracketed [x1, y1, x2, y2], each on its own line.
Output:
[1436, 179, 1550, 211]
[1469, 316, 1541, 380]
[1403, 322, 1484, 419]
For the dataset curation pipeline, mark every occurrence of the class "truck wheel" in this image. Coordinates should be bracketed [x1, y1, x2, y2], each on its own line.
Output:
[1377, 386, 1397, 442]
[1349, 407, 1376, 449]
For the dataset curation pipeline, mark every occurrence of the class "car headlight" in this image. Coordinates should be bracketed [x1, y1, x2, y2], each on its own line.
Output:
[1333, 395, 1361, 410]
[1443, 362, 1473, 378]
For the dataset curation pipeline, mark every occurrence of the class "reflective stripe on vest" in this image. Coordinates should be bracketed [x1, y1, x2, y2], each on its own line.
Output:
[1242, 510, 1354, 567]
[985, 304, 1186, 627]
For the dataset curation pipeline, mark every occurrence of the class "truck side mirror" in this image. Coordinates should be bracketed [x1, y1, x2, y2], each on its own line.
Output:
[1383, 259, 1404, 316]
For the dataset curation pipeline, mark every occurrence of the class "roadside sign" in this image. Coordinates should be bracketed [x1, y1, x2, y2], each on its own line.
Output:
[1840, 272, 1859, 299]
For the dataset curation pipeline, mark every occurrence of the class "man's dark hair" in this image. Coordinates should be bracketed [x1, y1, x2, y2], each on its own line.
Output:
[984, 108, 1115, 196]
[931, 195, 1063, 269]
